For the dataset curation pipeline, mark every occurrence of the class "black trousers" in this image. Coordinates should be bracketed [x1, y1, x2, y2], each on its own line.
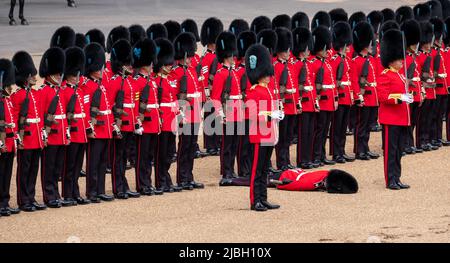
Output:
[0, 152, 14, 208]
[237, 119, 252, 178]
[418, 99, 434, 146]
[354, 106, 377, 154]
[126, 133, 136, 165]
[63, 143, 86, 199]
[430, 95, 448, 141]
[348, 105, 357, 132]
[313, 111, 333, 161]
[16, 149, 41, 206]
[220, 121, 242, 178]
[155, 131, 176, 189]
[382, 125, 408, 186]
[41, 145, 65, 203]
[447, 95, 450, 141]
[112, 132, 132, 194]
[275, 115, 296, 169]
[331, 105, 351, 158]
[86, 139, 109, 198]
[177, 123, 200, 184]
[406, 102, 420, 148]
[297, 112, 315, 165]
[135, 133, 158, 191]
[250, 143, 273, 205]
[204, 102, 219, 151]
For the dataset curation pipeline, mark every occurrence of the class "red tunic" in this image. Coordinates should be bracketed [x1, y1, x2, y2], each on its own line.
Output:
[171, 65, 202, 124]
[402, 52, 423, 103]
[431, 47, 449, 95]
[235, 63, 251, 120]
[351, 55, 379, 107]
[133, 74, 161, 134]
[276, 169, 329, 191]
[330, 54, 353, 106]
[310, 57, 338, 111]
[155, 74, 179, 132]
[1, 93, 18, 152]
[297, 58, 317, 113]
[417, 51, 436, 100]
[108, 74, 138, 133]
[41, 83, 69, 146]
[273, 59, 301, 115]
[62, 83, 89, 144]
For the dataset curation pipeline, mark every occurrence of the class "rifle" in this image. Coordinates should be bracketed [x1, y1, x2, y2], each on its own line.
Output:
[298, 59, 307, 97]
[66, 71, 81, 126]
[315, 45, 327, 95]
[220, 66, 233, 122]
[112, 68, 127, 138]
[87, 67, 104, 137]
[135, 72, 152, 135]
[433, 35, 443, 78]
[401, 32, 409, 94]
[17, 75, 32, 148]
[178, 52, 188, 101]
[208, 57, 218, 86]
[336, 44, 347, 88]
[44, 74, 64, 140]
[359, 58, 370, 95]
[279, 59, 289, 101]
[240, 72, 248, 98]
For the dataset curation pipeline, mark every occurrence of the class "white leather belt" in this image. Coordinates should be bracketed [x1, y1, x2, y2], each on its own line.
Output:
[73, 113, 86, 119]
[160, 102, 177, 107]
[322, 85, 335, 89]
[285, 89, 296, 94]
[26, 118, 41, 124]
[228, 95, 243, 100]
[146, 104, 159, 109]
[187, 92, 201, 98]
[438, 73, 447, 78]
[99, 110, 111, 115]
[123, 103, 135, 109]
[367, 82, 376, 87]
[412, 77, 420, 82]
[340, 81, 351, 86]
[304, 86, 313, 91]
[54, 114, 66, 120]
[7, 123, 16, 128]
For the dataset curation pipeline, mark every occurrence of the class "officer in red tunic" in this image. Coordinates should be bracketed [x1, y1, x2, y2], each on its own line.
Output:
[245, 43, 282, 212]
[292, 27, 317, 170]
[329, 22, 355, 164]
[401, 20, 425, 154]
[0, 59, 20, 216]
[39, 47, 73, 208]
[310, 26, 337, 167]
[235, 31, 256, 178]
[200, 17, 223, 156]
[153, 38, 183, 193]
[273, 27, 300, 171]
[417, 21, 439, 151]
[429, 18, 450, 147]
[11, 51, 47, 212]
[351, 21, 380, 161]
[210, 31, 244, 184]
[108, 39, 141, 199]
[378, 29, 411, 190]
[132, 38, 163, 196]
[171, 32, 205, 190]
[80, 43, 114, 203]
[61, 47, 91, 205]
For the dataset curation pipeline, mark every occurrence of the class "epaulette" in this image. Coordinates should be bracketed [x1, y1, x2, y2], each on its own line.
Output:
[111, 74, 119, 81]
[82, 78, 89, 85]
[39, 84, 46, 90]
[381, 68, 390, 74]
[310, 58, 317, 63]
[331, 54, 339, 61]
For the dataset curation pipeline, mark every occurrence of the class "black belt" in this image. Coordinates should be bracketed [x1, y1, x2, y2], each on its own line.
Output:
[50, 129, 59, 134]
[319, 95, 328, 100]
[284, 99, 294, 103]
[365, 90, 372, 95]
[96, 120, 105, 126]
[6, 132, 15, 138]
[436, 83, 444, 88]
[144, 117, 152, 122]
[70, 127, 78, 132]
[24, 131, 32, 136]
[412, 91, 418, 96]
[338, 93, 346, 98]
[122, 121, 130, 125]
[301, 97, 310, 102]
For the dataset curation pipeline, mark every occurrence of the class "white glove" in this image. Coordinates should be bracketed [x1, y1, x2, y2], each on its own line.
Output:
[401, 93, 414, 104]
[204, 88, 210, 98]
[270, 110, 285, 121]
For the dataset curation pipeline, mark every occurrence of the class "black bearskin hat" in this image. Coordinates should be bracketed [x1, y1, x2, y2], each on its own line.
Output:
[106, 26, 130, 53]
[438, 0, 450, 19]
[291, 12, 309, 29]
[275, 27, 293, 53]
[332, 21, 353, 51]
[181, 19, 200, 42]
[237, 31, 256, 59]
[12, 51, 37, 86]
[380, 20, 400, 40]
[0, 59, 15, 87]
[272, 14, 292, 30]
[292, 27, 312, 55]
[414, 3, 432, 21]
[174, 32, 196, 60]
[229, 19, 250, 37]
[39, 47, 65, 78]
[256, 29, 278, 55]
[245, 44, 274, 85]
[348, 11, 367, 29]
[329, 8, 348, 24]
[352, 21, 374, 53]
[430, 17, 445, 39]
[250, 16, 272, 34]
[381, 8, 396, 21]
[146, 23, 168, 40]
[429, 0, 443, 18]
[380, 29, 404, 68]
[154, 38, 174, 71]
[110, 39, 133, 74]
[85, 29, 106, 49]
[50, 26, 76, 50]
[312, 25, 332, 54]
[401, 19, 421, 47]
[444, 17, 450, 45]
[164, 20, 181, 43]
[395, 6, 414, 24]
[64, 47, 85, 77]
[128, 24, 146, 47]
[325, 170, 359, 194]
[311, 11, 331, 30]
[215, 31, 237, 63]
[132, 38, 157, 68]
[367, 11, 384, 34]
[84, 43, 106, 75]
[75, 33, 87, 49]
[201, 17, 223, 46]
[420, 21, 434, 44]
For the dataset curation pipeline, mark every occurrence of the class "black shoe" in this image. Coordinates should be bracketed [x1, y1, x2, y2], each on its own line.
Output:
[76, 197, 91, 205]
[312, 160, 321, 168]
[300, 162, 314, 169]
[126, 191, 141, 198]
[114, 192, 129, 199]
[387, 183, 401, 190]
[80, 170, 86, 177]
[97, 194, 114, 201]
[322, 158, 336, 165]
[356, 153, 371, 160]
[46, 200, 62, 208]
[206, 149, 219, 156]
[140, 187, 154, 196]
[366, 151, 380, 159]
[261, 200, 280, 210]
[420, 144, 431, 151]
[397, 181, 410, 189]
[150, 187, 164, 195]
[20, 204, 36, 212]
[9, 18, 17, 26]
[32, 202, 47, 210]
[190, 181, 205, 189]
[88, 197, 101, 203]
[0, 208, 11, 216]
[333, 156, 346, 164]
[6, 207, 20, 215]
[431, 140, 442, 147]
[179, 182, 194, 190]
[404, 147, 415, 155]
[343, 154, 355, 162]
[219, 178, 234, 186]
[427, 143, 439, 150]
[157, 187, 171, 193]
[62, 199, 77, 207]
[170, 185, 183, 192]
[441, 140, 450, 146]
[251, 202, 268, 212]
[412, 147, 423, 153]
[268, 167, 282, 173]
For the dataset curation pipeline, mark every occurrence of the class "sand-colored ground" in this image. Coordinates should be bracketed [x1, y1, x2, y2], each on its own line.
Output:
[0, 130, 449, 243]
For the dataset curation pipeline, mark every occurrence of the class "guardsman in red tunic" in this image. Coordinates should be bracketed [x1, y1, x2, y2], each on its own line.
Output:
[235, 30, 256, 178]
[329, 21, 356, 164]
[61, 47, 91, 205]
[401, 20, 425, 154]
[273, 27, 300, 171]
[199, 17, 223, 156]
[351, 21, 380, 161]
[211, 31, 244, 184]
[153, 38, 183, 193]
[417, 21, 439, 151]
[171, 32, 205, 190]
[80, 43, 115, 203]
[310, 26, 338, 167]
[292, 27, 318, 170]
[108, 39, 141, 199]
[39, 47, 73, 208]
[378, 29, 411, 190]
[245, 44, 282, 212]
[429, 18, 450, 147]
[132, 39, 164, 196]
[11, 51, 47, 212]
[105, 26, 131, 85]
[0, 59, 20, 216]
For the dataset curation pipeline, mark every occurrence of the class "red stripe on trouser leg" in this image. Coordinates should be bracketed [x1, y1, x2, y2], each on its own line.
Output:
[176, 135, 182, 184]
[383, 125, 389, 187]
[135, 136, 141, 191]
[249, 143, 260, 205]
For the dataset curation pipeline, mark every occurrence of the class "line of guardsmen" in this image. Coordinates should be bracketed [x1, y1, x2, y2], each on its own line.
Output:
[1, 0, 450, 215]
